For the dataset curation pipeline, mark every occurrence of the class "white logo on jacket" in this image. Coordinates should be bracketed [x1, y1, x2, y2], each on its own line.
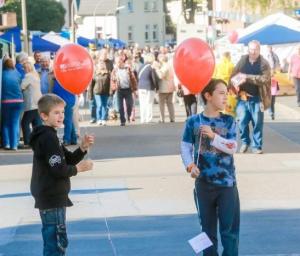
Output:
[49, 155, 62, 167]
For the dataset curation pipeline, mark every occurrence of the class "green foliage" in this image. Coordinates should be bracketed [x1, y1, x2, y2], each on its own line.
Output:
[182, 0, 202, 24]
[231, 0, 298, 15]
[0, 0, 66, 32]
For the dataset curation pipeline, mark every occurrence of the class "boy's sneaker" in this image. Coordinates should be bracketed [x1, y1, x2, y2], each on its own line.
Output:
[97, 120, 102, 125]
[239, 144, 248, 153]
[252, 148, 263, 154]
[90, 119, 96, 124]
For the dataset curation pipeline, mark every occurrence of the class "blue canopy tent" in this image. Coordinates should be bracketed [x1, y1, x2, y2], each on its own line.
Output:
[32, 35, 60, 52]
[237, 24, 300, 45]
[77, 36, 106, 48]
[0, 26, 21, 52]
[108, 38, 126, 49]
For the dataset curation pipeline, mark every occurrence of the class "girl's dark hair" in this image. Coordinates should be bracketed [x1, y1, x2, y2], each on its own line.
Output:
[201, 78, 227, 105]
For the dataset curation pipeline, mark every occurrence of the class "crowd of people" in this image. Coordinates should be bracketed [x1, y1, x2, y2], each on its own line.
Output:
[1, 46, 201, 151]
[1, 42, 299, 154]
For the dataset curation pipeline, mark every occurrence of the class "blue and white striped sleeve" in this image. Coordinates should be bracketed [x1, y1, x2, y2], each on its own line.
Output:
[180, 119, 195, 169]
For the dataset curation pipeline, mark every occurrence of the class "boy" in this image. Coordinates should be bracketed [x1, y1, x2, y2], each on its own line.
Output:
[181, 79, 240, 255]
[29, 93, 94, 256]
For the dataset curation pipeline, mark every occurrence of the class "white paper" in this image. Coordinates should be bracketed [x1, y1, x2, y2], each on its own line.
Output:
[188, 232, 213, 254]
[231, 73, 243, 88]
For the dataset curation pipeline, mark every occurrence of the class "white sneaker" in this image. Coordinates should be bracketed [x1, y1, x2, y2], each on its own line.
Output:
[102, 120, 107, 126]
[97, 120, 102, 125]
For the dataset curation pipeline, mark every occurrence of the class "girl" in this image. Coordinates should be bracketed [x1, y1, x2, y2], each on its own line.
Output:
[180, 79, 240, 256]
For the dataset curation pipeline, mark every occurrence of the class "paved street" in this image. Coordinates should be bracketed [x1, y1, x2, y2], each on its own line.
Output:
[1, 96, 300, 255]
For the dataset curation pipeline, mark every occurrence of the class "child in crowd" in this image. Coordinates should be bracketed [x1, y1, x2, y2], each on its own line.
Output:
[180, 79, 240, 256]
[29, 94, 94, 256]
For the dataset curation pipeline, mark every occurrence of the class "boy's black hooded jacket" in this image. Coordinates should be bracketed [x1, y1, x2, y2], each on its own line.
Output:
[29, 125, 86, 210]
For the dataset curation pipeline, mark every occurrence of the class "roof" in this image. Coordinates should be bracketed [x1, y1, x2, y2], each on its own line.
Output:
[237, 13, 300, 45]
[78, 0, 119, 16]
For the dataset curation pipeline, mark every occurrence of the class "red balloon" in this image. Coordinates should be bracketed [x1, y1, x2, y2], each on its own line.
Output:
[228, 30, 238, 44]
[173, 38, 215, 94]
[54, 44, 94, 95]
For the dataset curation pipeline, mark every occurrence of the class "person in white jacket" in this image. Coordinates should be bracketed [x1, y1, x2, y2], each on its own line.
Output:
[21, 61, 43, 147]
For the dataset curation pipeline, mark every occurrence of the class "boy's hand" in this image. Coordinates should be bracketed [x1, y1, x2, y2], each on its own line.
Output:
[187, 163, 201, 179]
[200, 125, 215, 140]
[80, 134, 95, 152]
[76, 160, 93, 172]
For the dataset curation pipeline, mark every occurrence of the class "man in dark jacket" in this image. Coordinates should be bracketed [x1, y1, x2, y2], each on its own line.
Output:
[230, 40, 271, 154]
[29, 94, 94, 256]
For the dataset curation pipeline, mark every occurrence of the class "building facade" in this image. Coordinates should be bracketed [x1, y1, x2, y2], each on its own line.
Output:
[117, 0, 165, 47]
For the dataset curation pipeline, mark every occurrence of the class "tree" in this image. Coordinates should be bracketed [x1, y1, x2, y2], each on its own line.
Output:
[231, 0, 297, 15]
[163, 0, 176, 35]
[182, 0, 201, 24]
[0, 0, 66, 32]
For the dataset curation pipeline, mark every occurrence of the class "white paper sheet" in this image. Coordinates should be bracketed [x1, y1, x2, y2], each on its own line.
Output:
[188, 232, 213, 254]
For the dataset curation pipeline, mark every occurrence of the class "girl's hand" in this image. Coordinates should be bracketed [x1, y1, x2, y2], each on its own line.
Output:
[80, 134, 95, 152]
[200, 125, 215, 140]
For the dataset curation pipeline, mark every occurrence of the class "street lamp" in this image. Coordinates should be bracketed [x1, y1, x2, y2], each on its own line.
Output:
[104, 5, 125, 39]
[93, 0, 104, 45]
[70, 0, 77, 43]
[21, 0, 29, 53]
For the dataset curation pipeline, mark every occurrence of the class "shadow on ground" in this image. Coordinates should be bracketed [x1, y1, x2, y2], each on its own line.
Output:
[1, 122, 300, 166]
[0, 187, 141, 199]
[1, 209, 300, 255]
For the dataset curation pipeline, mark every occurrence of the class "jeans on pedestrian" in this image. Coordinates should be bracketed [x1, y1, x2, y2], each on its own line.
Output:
[21, 109, 42, 145]
[158, 92, 175, 122]
[39, 207, 68, 256]
[236, 96, 264, 150]
[63, 104, 77, 144]
[195, 179, 240, 256]
[183, 94, 197, 117]
[94, 94, 109, 121]
[113, 92, 119, 112]
[268, 95, 276, 118]
[1, 102, 23, 149]
[89, 97, 96, 122]
[117, 88, 133, 124]
[293, 77, 300, 104]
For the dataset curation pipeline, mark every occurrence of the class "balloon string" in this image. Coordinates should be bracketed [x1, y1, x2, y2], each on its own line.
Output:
[79, 95, 118, 256]
[196, 115, 202, 167]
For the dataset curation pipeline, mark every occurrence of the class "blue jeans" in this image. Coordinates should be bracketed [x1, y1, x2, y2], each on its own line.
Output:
[21, 109, 42, 145]
[236, 96, 264, 149]
[94, 94, 109, 121]
[89, 97, 96, 121]
[63, 104, 77, 144]
[117, 88, 133, 124]
[39, 207, 68, 256]
[195, 179, 240, 256]
[1, 102, 23, 149]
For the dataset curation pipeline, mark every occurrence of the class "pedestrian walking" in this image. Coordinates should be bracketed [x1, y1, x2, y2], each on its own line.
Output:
[230, 40, 271, 154]
[289, 46, 300, 107]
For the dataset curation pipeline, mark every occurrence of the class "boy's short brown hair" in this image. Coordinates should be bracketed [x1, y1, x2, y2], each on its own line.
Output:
[38, 94, 65, 115]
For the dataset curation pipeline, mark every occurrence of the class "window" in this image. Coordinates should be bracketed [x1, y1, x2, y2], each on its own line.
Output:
[145, 24, 150, 41]
[128, 25, 133, 42]
[144, 1, 150, 12]
[127, 0, 133, 12]
[152, 1, 158, 12]
[152, 24, 158, 41]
